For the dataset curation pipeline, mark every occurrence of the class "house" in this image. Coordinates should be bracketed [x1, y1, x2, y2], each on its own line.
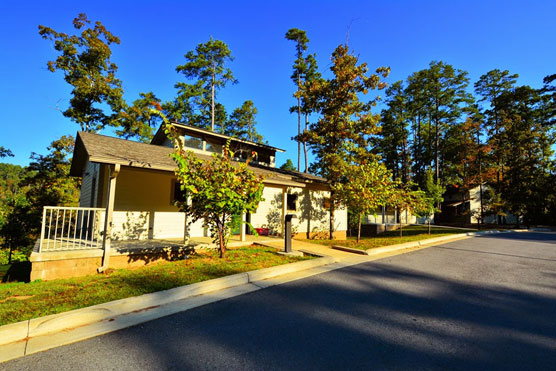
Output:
[353, 206, 418, 236]
[30, 122, 347, 280]
[436, 185, 519, 226]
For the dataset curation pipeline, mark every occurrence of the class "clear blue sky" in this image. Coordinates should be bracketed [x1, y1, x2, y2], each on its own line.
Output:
[1, 0, 554, 167]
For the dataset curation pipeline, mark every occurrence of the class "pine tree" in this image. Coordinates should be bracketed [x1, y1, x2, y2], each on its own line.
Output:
[226, 100, 263, 143]
[285, 28, 309, 171]
[175, 38, 236, 131]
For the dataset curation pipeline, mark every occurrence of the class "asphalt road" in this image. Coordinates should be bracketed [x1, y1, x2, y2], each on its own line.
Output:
[3, 232, 556, 370]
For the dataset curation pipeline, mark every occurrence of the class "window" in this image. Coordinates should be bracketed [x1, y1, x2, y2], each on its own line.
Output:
[205, 141, 222, 153]
[182, 135, 203, 150]
[287, 194, 298, 211]
[172, 180, 187, 203]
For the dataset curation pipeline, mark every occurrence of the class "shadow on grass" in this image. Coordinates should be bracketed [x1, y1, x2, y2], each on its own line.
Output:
[1, 262, 31, 283]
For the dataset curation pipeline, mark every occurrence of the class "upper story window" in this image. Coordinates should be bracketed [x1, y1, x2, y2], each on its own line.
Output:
[182, 135, 203, 150]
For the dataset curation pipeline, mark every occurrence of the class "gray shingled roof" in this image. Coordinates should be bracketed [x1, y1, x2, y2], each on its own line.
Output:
[70, 131, 327, 186]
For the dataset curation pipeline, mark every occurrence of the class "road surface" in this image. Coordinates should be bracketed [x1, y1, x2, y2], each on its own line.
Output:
[3, 232, 556, 370]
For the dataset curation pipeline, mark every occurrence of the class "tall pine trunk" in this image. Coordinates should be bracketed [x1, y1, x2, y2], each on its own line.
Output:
[304, 114, 309, 173]
[297, 75, 302, 171]
[211, 66, 216, 131]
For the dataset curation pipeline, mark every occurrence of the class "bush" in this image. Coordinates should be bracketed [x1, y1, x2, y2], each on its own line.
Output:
[0, 248, 30, 265]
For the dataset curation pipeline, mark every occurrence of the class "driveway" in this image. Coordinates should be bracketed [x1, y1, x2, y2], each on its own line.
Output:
[3, 232, 556, 370]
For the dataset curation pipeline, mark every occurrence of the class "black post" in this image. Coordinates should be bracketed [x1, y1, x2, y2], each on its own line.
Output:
[284, 214, 295, 253]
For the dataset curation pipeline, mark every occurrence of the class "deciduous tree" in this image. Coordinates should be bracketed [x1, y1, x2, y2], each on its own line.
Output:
[117, 92, 162, 142]
[300, 44, 389, 239]
[39, 13, 124, 132]
[334, 160, 395, 242]
[157, 111, 264, 258]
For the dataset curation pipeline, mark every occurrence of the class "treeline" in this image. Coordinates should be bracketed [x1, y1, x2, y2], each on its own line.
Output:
[37, 13, 264, 144]
[0, 138, 79, 263]
[375, 64, 556, 226]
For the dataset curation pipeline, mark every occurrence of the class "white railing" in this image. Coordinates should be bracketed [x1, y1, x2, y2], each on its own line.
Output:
[39, 206, 106, 252]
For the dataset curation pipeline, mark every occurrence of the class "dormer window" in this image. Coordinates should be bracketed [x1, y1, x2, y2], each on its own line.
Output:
[183, 135, 203, 150]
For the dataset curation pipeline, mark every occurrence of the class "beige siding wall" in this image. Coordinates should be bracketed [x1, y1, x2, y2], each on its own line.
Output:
[250, 186, 284, 235]
[78, 162, 100, 207]
[364, 207, 418, 225]
[91, 166, 347, 240]
[248, 185, 348, 237]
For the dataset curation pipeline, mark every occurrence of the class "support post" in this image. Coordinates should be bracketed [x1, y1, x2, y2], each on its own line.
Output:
[382, 205, 385, 224]
[240, 213, 246, 242]
[282, 188, 287, 237]
[284, 214, 296, 253]
[39, 207, 47, 253]
[99, 164, 120, 273]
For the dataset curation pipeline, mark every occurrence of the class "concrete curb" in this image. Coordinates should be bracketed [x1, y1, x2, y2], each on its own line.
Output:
[331, 245, 369, 255]
[0, 255, 335, 363]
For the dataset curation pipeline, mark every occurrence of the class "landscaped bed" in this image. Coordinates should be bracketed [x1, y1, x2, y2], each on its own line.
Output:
[308, 225, 471, 251]
[0, 245, 310, 326]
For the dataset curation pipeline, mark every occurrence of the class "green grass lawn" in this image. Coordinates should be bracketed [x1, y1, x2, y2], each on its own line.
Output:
[309, 225, 469, 251]
[0, 245, 309, 326]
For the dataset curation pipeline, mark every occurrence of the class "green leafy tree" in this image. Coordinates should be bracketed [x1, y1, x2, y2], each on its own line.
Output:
[378, 81, 412, 183]
[388, 181, 423, 238]
[279, 159, 297, 171]
[0, 147, 14, 158]
[226, 100, 264, 143]
[156, 111, 265, 258]
[416, 169, 445, 233]
[0, 163, 31, 263]
[117, 92, 162, 142]
[25, 136, 81, 234]
[474, 69, 519, 223]
[175, 38, 236, 131]
[494, 86, 554, 225]
[334, 160, 395, 242]
[39, 13, 124, 132]
[299, 44, 389, 239]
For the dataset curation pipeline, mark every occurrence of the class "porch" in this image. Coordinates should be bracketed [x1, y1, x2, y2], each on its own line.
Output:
[31, 205, 282, 280]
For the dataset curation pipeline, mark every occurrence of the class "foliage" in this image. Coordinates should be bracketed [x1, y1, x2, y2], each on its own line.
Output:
[279, 159, 297, 171]
[300, 43, 389, 238]
[493, 86, 554, 225]
[285, 28, 309, 172]
[333, 159, 395, 242]
[174, 37, 236, 131]
[378, 81, 412, 183]
[225, 100, 264, 143]
[39, 13, 124, 132]
[116, 92, 162, 142]
[413, 169, 445, 232]
[159, 112, 264, 258]
[388, 181, 424, 237]
[0, 147, 14, 158]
